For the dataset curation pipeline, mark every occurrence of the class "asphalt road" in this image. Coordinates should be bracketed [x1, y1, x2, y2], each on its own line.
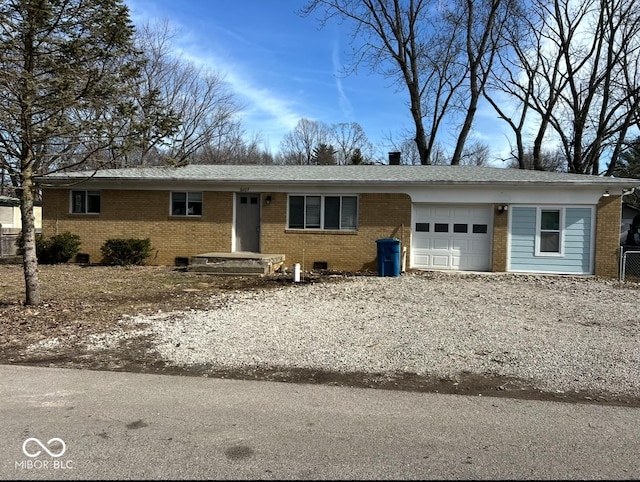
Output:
[0, 365, 639, 480]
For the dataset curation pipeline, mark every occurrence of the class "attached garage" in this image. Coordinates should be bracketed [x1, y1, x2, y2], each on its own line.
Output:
[411, 204, 493, 271]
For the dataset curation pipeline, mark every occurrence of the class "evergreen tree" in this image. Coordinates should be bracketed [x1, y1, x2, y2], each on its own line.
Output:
[0, 0, 143, 305]
[350, 148, 365, 165]
[614, 137, 640, 209]
[312, 143, 337, 165]
[614, 138, 640, 179]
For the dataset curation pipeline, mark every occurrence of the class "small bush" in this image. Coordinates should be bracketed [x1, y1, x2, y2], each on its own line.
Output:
[101, 238, 153, 266]
[17, 232, 82, 264]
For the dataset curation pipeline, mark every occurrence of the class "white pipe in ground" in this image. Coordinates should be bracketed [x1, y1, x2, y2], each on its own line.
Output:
[293, 263, 301, 282]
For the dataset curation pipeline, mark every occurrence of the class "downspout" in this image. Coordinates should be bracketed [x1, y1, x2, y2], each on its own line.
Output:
[401, 223, 407, 272]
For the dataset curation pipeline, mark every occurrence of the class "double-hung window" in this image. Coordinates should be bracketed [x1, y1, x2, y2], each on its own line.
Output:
[536, 208, 563, 256]
[288, 195, 358, 230]
[71, 190, 100, 214]
[171, 192, 203, 216]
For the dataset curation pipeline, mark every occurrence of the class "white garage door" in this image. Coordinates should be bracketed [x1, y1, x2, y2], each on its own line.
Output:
[412, 204, 493, 271]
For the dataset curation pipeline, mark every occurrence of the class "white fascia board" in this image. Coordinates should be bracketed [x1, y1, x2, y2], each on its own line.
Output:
[406, 185, 608, 204]
[44, 180, 619, 204]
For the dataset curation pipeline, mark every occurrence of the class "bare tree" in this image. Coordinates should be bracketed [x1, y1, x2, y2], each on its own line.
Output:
[195, 125, 274, 165]
[395, 137, 421, 164]
[459, 140, 491, 166]
[303, 0, 451, 164]
[135, 21, 241, 166]
[504, 149, 567, 172]
[0, 165, 10, 196]
[89, 20, 242, 169]
[487, 0, 640, 174]
[484, 0, 542, 169]
[447, 0, 515, 165]
[0, 0, 142, 305]
[330, 122, 372, 164]
[302, 0, 516, 165]
[278, 119, 330, 165]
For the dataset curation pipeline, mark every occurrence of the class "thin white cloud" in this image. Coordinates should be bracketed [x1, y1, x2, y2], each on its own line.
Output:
[126, 1, 303, 146]
[332, 37, 354, 120]
[182, 53, 304, 150]
[222, 65, 302, 132]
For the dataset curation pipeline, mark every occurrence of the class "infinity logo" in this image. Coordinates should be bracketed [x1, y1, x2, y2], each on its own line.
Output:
[22, 438, 67, 458]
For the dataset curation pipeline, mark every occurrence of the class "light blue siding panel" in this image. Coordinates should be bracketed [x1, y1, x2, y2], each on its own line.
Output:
[509, 208, 536, 265]
[509, 207, 593, 274]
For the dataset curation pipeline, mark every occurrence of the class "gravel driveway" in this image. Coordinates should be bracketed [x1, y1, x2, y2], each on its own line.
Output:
[99, 271, 640, 398]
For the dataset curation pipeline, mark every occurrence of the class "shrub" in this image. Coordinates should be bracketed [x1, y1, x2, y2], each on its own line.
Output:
[101, 238, 153, 266]
[17, 232, 82, 264]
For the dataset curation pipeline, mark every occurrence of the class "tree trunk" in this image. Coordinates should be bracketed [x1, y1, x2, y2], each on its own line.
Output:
[407, 79, 430, 165]
[450, 101, 477, 165]
[20, 170, 41, 306]
[414, 122, 430, 165]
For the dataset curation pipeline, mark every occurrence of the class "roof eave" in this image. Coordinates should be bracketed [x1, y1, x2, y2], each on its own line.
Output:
[36, 176, 640, 189]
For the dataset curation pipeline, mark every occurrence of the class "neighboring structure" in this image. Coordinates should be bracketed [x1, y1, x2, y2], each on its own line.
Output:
[0, 196, 42, 257]
[621, 202, 640, 245]
[38, 165, 640, 278]
[0, 195, 43, 231]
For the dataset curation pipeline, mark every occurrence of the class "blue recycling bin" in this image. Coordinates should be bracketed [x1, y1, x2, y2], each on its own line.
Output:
[376, 238, 401, 277]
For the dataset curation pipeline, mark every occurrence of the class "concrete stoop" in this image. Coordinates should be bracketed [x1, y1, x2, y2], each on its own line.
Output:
[187, 252, 286, 276]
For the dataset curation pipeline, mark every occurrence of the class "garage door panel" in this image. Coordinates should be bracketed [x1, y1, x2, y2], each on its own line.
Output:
[414, 254, 432, 266]
[471, 238, 490, 251]
[412, 204, 493, 271]
[451, 256, 462, 268]
[451, 238, 471, 250]
[432, 239, 450, 250]
[453, 207, 474, 217]
[435, 207, 453, 217]
[432, 255, 451, 268]
[467, 255, 488, 270]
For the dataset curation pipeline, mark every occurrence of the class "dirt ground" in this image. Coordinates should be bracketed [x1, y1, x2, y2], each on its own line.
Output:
[1, 263, 638, 408]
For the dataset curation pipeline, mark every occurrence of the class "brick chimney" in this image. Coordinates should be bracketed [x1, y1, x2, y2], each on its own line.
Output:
[388, 152, 401, 165]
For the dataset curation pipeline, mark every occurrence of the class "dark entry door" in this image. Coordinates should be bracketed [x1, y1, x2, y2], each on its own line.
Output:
[235, 194, 260, 252]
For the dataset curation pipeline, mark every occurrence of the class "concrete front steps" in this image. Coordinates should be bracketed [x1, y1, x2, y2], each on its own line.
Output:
[187, 252, 286, 276]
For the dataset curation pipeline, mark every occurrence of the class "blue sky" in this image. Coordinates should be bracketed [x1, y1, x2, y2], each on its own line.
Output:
[125, 0, 509, 163]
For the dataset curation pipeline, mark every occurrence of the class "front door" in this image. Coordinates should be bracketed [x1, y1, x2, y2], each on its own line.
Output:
[235, 193, 260, 252]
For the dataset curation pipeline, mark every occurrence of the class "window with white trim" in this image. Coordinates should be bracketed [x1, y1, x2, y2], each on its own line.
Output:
[288, 195, 358, 230]
[171, 192, 202, 216]
[536, 208, 563, 255]
[71, 190, 100, 214]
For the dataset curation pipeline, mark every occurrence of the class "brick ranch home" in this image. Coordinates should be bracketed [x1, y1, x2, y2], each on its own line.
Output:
[37, 164, 640, 278]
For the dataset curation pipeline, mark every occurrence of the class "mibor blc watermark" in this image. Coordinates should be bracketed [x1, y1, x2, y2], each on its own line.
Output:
[15, 437, 74, 471]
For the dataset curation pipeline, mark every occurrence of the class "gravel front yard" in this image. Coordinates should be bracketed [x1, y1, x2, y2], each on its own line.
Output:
[76, 271, 640, 400]
[4, 264, 639, 404]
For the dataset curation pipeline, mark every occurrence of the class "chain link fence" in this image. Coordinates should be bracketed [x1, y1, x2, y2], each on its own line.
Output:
[619, 247, 640, 282]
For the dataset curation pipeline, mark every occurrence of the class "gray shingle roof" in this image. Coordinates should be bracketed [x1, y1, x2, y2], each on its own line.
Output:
[0, 195, 20, 207]
[38, 164, 640, 186]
